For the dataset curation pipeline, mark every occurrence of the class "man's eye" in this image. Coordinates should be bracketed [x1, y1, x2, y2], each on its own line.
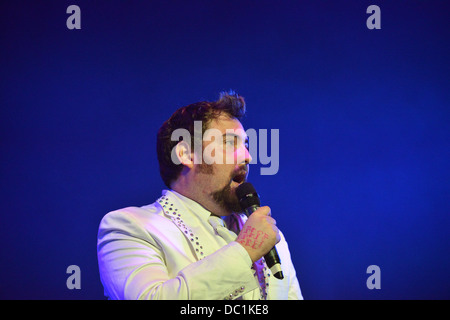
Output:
[225, 139, 235, 146]
[224, 136, 240, 149]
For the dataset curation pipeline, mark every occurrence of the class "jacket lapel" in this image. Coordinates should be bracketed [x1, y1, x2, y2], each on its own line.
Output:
[157, 194, 206, 261]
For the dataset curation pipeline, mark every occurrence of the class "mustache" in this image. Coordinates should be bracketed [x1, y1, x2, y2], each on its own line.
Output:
[234, 164, 248, 175]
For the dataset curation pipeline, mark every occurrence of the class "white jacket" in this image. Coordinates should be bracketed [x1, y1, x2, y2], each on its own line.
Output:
[97, 190, 303, 300]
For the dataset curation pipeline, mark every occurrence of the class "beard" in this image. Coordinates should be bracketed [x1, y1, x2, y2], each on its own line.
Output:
[211, 182, 242, 214]
[197, 162, 245, 214]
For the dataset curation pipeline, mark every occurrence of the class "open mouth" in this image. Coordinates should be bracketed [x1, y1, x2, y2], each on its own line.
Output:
[232, 171, 247, 184]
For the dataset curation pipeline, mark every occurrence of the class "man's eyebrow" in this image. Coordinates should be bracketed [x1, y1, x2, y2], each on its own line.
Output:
[222, 132, 248, 140]
[222, 132, 237, 137]
[222, 132, 249, 144]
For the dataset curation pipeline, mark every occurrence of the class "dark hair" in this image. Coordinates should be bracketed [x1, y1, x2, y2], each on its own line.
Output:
[156, 91, 246, 188]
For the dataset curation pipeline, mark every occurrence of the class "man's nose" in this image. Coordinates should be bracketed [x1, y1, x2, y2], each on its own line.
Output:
[244, 146, 252, 164]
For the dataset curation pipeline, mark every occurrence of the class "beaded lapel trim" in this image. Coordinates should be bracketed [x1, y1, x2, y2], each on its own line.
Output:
[157, 195, 205, 260]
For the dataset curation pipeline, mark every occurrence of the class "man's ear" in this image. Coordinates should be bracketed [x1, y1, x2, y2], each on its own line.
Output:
[171, 141, 194, 168]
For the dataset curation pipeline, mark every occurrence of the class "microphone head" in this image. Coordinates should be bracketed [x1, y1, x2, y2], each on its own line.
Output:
[236, 182, 260, 209]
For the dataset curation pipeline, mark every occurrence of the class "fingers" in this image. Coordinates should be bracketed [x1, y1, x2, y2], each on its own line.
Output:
[254, 206, 277, 232]
[257, 206, 271, 216]
[256, 207, 276, 225]
[266, 216, 276, 225]
[269, 218, 280, 244]
[255, 207, 280, 243]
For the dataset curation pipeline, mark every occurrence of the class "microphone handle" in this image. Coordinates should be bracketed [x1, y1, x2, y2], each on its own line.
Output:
[244, 206, 284, 280]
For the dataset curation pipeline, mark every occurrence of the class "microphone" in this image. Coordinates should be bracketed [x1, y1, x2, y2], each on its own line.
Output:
[236, 182, 284, 280]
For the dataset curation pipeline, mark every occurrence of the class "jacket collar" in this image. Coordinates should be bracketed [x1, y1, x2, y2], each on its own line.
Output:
[167, 190, 212, 223]
[157, 190, 211, 260]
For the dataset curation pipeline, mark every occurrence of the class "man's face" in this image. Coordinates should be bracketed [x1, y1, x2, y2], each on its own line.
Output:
[193, 114, 252, 215]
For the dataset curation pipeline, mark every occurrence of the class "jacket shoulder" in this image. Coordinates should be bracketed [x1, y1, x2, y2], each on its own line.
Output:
[97, 203, 173, 240]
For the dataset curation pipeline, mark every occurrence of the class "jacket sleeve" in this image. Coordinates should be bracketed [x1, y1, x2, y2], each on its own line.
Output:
[281, 233, 303, 300]
[97, 210, 259, 300]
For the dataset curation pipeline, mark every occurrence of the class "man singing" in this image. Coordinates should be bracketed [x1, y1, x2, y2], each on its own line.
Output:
[97, 91, 303, 299]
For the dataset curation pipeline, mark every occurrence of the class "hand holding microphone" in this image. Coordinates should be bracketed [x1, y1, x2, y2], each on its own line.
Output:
[235, 206, 280, 263]
[236, 182, 284, 279]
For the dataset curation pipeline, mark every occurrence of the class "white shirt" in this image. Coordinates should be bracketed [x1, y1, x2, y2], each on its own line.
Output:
[97, 190, 303, 300]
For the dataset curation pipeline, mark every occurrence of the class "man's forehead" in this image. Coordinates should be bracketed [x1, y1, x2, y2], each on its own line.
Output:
[208, 114, 245, 133]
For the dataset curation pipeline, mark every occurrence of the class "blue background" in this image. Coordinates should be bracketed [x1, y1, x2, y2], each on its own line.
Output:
[1, 0, 449, 299]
